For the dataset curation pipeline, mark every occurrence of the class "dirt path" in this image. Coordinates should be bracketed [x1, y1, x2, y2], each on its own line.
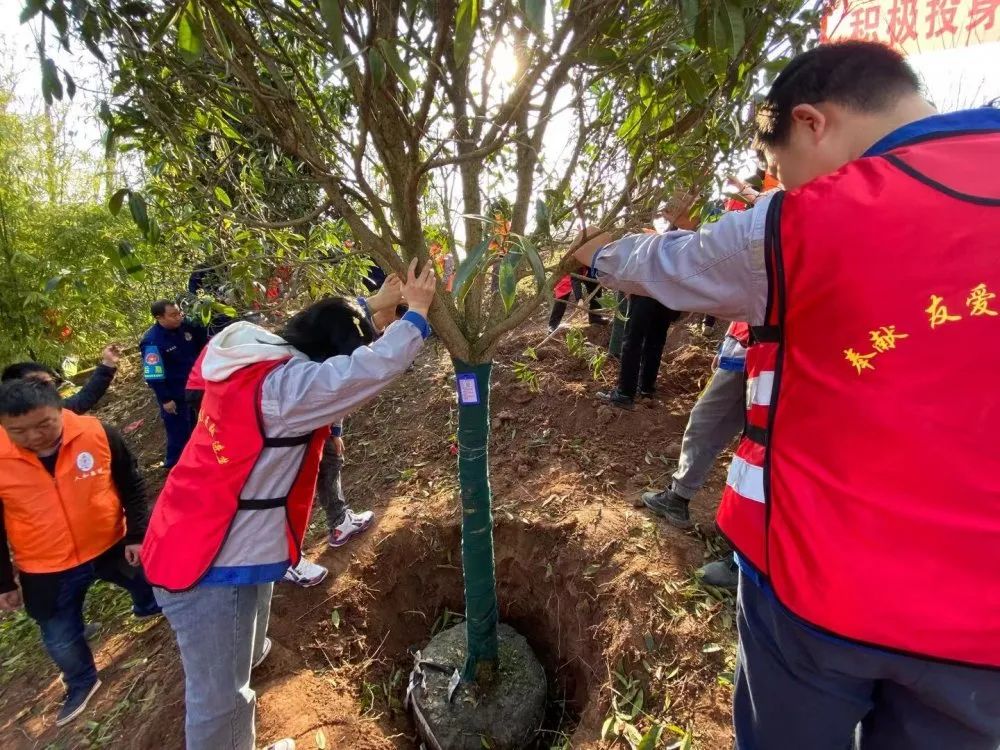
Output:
[0, 315, 738, 749]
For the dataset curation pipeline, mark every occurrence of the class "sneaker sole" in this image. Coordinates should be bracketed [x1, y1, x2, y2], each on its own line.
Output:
[294, 569, 328, 588]
[55, 678, 102, 727]
[642, 498, 693, 530]
[328, 518, 374, 548]
[252, 638, 272, 670]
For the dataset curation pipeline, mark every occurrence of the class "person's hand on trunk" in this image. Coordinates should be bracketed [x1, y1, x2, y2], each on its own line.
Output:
[401, 258, 436, 317]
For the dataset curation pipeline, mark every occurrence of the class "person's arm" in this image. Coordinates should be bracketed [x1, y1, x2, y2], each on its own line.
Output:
[103, 424, 148, 543]
[262, 259, 434, 435]
[64, 364, 116, 414]
[262, 316, 428, 435]
[576, 193, 774, 325]
[0, 508, 16, 595]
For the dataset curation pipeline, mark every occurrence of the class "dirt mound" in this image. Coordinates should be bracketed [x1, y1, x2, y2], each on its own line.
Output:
[0, 313, 738, 749]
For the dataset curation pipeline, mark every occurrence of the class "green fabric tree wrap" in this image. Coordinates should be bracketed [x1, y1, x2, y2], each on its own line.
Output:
[453, 358, 499, 684]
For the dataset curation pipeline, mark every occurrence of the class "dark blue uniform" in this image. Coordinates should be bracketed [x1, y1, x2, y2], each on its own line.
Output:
[140, 320, 207, 467]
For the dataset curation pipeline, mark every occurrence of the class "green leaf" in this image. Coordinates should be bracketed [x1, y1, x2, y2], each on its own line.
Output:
[678, 63, 706, 103]
[368, 46, 386, 88]
[331, 609, 341, 629]
[452, 238, 490, 304]
[177, 1, 204, 64]
[454, 0, 479, 64]
[585, 46, 618, 65]
[498, 248, 521, 313]
[318, 0, 346, 59]
[720, 0, 746, 57]
[637, 723, 663, 750]
[128, 192, 150, 235]
[64, 72, 76, 100]
[214, 186, 232, 207]
[519, 239, 546, 289]
[108, 188, 130, 216]
[315, 730, 328, 750]
[41, 58, 64, 105]
[523, 0, 545, 33]
[680, 0, 698, 37]
[377, 39, 417, 93]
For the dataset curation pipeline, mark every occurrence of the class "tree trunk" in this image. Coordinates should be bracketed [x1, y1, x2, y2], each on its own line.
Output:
[452, 358, 499, 685]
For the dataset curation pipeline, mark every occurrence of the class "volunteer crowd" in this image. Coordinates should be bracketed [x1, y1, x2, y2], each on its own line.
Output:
[0, 41, 997, 750]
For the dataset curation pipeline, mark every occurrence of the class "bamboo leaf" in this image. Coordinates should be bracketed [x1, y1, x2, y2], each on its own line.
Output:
[637, 723, 662, 750]
[378, 39, 417, 93]
[64, 72, 76, 100]
[318, 0, 347, 59]
[177, 1, 204, 64]
[454, 0, 479, 64]
[452, 238, 490, 304]
[368, 46, 386, 88]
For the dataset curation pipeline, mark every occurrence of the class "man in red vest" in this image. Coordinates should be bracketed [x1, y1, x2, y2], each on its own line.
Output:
[576, 41, 999, 749]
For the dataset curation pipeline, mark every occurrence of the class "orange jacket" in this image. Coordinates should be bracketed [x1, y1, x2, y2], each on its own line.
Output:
[0, 411, 125, 573]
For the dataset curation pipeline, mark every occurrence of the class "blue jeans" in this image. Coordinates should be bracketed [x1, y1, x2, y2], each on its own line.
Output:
[20, 544, 159, 692]
[155, 583, 272, 750]
[734, 572, 1000, 749]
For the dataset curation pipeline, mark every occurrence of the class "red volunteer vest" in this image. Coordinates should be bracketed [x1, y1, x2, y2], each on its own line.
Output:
[725, 322, 751, 346]
[717, 130, 1000, 668]
[142, 357, 329, 591]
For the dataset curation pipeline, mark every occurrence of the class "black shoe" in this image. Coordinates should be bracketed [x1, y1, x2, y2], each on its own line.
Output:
[698, 558, 739, 590]
[56, 678, 102, 727]
[642, 489, 692, 529]
[596, 389, 634, 410]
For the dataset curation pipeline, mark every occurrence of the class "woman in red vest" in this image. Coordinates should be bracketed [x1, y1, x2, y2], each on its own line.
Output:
[142, 261, 436, 750]
[574, 42, 1000, 750]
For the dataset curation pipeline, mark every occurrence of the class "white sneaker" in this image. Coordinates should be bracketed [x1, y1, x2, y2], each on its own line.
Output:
[283, 558, 329, 588]
[262, 740, 295, 750]
[327, 508, 375, 548]
[252, 636, 272, 670]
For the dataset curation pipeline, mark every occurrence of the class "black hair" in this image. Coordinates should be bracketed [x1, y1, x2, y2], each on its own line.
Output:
[1, 361, 59, 383]
[0, 379, 62, 417]
[151, 299, 177, 318]
[756, 41, 921, 148]
[278, 297, 376, 362]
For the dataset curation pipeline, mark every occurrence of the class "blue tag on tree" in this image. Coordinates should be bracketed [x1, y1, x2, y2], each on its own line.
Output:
[456, 373, 480, 405]
[143, 346, 166, 381]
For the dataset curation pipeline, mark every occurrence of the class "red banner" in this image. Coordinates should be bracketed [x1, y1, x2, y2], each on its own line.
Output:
[822, 0, 1000, 53]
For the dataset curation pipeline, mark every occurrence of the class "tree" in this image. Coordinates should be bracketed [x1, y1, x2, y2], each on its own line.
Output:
[33, 0, 817, 686]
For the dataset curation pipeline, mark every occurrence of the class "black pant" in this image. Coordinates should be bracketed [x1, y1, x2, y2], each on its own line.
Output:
[548, 277, 603, 329]
[317, 438, 347, 529]
[617, 295, 680, 397]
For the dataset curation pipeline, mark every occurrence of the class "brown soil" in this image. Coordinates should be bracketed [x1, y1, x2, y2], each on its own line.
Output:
[0, 314, 738, 750]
